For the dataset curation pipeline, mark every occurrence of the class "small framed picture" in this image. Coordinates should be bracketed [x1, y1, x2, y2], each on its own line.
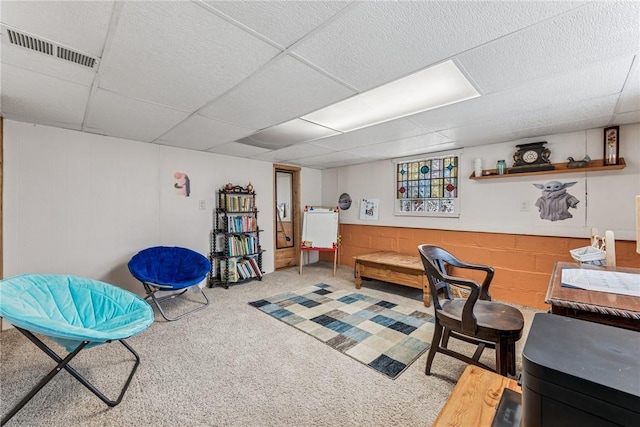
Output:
[603, 126, 619, 165]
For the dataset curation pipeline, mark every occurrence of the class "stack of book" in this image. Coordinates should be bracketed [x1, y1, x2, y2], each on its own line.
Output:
[225, 195, 254, 212]
[227, 215, 257, 233]
[218, 257, 262, 282]
[227, 235, 258, 256]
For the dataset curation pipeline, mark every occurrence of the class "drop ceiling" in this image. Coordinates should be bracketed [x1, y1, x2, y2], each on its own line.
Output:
[1, 1, 638, 170]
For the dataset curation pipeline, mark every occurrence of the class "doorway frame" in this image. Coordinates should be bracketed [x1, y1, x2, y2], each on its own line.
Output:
[273, 164, 300, 269]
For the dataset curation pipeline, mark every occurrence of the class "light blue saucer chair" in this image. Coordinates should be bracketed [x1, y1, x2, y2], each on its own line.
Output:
[127, 246, 211, 321]
[0, 274, 154, 425]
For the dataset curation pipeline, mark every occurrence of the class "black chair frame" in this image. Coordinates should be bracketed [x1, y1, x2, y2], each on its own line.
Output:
[418, 244, 523, 377]
[1, 327, 140, 426]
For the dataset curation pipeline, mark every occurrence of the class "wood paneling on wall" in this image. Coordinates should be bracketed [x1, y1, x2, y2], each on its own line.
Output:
[323, 224, 640, 309]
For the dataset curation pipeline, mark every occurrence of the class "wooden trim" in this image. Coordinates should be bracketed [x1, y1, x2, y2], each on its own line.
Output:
[469, 157, 626, 180]
[274, 164, 301, 269]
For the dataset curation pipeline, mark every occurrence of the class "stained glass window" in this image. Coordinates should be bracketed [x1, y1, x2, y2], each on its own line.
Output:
[396, 155, 459, 216]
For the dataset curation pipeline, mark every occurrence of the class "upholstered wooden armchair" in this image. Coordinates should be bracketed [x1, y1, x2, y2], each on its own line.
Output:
[417, 244, 524, 377]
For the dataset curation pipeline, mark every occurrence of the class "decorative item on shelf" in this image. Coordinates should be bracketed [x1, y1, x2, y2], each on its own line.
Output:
[246, 182, 254, 193]
[474, 158, 483, 177]
[496, 160, 507, 175]
[224, 182, 234, 191]
[511, 141, 555, 173]
[566, 154, 591, 168]
[603, 126, 620, 165]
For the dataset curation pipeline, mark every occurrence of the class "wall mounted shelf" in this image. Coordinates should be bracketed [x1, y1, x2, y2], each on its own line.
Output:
[469, 158, 626, 180]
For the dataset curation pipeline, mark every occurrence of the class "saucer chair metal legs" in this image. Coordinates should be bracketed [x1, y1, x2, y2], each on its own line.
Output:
[0, 274, 154, 426]
[142, 279, 210, 322]
[128, 246, 212, 322]
[2, 328, 141, 426]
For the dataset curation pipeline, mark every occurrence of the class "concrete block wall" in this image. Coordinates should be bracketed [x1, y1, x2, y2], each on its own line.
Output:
[328, 224, 639, 309]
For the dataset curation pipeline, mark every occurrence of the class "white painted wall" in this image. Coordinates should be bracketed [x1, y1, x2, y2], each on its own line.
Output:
[2, 120, 321, 296]
[323, 123, 640, 240]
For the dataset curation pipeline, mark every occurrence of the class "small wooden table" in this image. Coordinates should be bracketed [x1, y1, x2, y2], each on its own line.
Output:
[354, 251, 430, 306]
[546, 261, 640, 332]
[433, 365, 521, 427]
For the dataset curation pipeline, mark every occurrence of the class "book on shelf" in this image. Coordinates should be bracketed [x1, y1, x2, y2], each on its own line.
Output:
[219, 258, 238, 282]
[227, 215, 257, 233]
[225, 194, 254, 212]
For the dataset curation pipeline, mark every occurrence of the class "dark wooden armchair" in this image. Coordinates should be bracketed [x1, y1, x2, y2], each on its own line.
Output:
[417, 244, 524, 377]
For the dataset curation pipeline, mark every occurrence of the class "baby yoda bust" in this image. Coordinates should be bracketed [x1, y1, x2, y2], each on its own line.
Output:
[533, 181, 579, 221]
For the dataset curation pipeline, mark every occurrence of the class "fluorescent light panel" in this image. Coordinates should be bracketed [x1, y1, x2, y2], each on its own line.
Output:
[302, 60, 480, 133]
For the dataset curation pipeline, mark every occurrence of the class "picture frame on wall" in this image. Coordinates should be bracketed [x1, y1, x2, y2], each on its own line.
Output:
[360, 198, 379, 220]
[603, 126, 620, 166]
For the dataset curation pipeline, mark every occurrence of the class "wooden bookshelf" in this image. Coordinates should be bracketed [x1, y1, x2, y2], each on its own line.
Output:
[469, 157, 626, 180]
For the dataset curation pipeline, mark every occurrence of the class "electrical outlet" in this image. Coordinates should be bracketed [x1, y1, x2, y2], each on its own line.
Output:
[520, 200, 530, 212]
[199, 200, 206, 210]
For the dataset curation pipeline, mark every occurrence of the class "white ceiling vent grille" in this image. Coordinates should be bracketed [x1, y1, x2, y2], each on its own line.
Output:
[7, 28, 54, 55]
[57, 46, 96, 68]
[5, 27, 98, 69]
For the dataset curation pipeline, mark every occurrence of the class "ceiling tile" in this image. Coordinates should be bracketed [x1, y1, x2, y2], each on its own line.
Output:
[199, 55, 355, 130]
[204, 1, 350, 48]
[158, 114, 256, 151]
[237, 119, 339, 149]
[438, 94, 618, 143]
[617, 58, 640, 114]
[345, 133, 454, 159]
[206, 142, 272, 158]
[1, 1, 113, 56]
[292, 1, 585, 91]
[251, 143, 333, 162]
[85, 89, 190, 142]
[613, 111, 640, 126]
[409, 56, 634, 132]
[1, 63, 89, 129]
[1, 36, 97, 86]
[508, 116, 614, 142]
[287, 151, 368, 168]
[311, 118, 428, 150]
[98, 1, 281, 111]
[458, 2, 640, 93]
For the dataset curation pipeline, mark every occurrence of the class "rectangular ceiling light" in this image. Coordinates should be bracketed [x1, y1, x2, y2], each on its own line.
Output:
[302, 60, 480, 133]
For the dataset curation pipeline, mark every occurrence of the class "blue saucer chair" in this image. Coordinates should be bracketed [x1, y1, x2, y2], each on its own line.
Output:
[0, 274, 154, 425]
[128, 246, 211, 321]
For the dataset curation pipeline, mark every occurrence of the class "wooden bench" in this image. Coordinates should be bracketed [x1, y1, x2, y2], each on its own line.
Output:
[354, 251, 430, 306]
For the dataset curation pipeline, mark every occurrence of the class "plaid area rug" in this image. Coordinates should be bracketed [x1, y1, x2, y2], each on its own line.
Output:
[249, 283, 434, 379]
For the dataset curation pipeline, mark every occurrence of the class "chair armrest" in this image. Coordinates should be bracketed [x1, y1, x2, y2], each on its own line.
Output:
[439, 273, 481, 335]
[447, 259, 494, 301]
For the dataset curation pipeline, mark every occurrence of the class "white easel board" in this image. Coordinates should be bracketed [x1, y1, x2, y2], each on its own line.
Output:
[300, 206, 339, 276]
[301, 206, 339, 249]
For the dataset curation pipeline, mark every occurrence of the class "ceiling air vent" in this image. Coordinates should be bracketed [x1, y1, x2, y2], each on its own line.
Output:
[7, 28, 54, 55]
[5, 27, 98, 69]
[57, 46, 96, 68]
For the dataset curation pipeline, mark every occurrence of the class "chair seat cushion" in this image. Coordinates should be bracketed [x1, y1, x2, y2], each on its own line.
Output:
[128, 246, 210, 290]
[441, 299, 524, 340]
[0, 274, 154, 351]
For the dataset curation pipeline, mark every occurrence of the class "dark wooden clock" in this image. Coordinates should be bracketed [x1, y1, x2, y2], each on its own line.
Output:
[510, 141, 555, 173]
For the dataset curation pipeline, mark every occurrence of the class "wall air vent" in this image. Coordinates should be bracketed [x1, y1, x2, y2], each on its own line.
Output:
[5, 27, 98, 69]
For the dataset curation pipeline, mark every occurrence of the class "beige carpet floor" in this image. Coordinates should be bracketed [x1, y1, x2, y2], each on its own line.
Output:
[0, 263, 540, 426]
